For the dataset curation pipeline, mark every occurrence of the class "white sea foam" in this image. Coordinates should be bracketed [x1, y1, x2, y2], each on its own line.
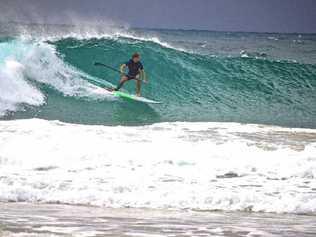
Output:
[0, 39, 113, 116]
[0, 119, 315, 214]
[0, 58, 44, 116]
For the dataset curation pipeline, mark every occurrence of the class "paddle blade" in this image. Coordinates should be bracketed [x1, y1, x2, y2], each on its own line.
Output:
[94, 62, 102, 66]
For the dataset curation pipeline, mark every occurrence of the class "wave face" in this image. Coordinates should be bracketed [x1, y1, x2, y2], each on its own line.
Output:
[0, 24, 316, 127]
[0, 119, 316, 214]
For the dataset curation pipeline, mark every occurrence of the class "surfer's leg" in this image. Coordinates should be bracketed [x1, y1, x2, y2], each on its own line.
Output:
[136, 75, 141, 96]
[115, 76, 128, 91]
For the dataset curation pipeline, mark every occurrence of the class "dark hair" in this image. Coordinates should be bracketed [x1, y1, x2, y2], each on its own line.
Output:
[132, 52, 140, 59]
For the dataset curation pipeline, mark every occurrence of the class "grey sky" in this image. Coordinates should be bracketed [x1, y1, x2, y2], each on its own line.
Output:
[1, 0, 316, 33]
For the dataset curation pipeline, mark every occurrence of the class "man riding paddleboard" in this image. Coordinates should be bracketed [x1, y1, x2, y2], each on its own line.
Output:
[113, 53, 147, 96]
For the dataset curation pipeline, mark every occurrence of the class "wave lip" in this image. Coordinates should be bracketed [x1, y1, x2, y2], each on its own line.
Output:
[3, 22, 186, 52]
[0, 119, 315, 214]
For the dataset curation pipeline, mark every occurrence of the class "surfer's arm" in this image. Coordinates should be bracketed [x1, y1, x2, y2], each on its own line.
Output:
[120, 64, 126, 75]
[140, 69, 147, 83]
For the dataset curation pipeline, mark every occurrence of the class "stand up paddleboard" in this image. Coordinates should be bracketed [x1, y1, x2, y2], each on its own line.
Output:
[93, 62, 161, 104]
[106, 88, 161, 104]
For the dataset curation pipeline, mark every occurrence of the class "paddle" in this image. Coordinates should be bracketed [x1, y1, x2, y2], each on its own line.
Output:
[94, 62, 146, 83]
[94, 62, 122, 74]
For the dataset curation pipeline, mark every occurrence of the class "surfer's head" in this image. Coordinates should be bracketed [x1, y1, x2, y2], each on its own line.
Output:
[132, 52, 140, 62]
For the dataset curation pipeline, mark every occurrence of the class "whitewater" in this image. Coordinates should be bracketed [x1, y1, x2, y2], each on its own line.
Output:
[0, 22, 316, 237]
[1, 118, 316, 213]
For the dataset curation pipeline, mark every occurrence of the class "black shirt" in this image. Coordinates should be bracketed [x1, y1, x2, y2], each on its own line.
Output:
[125, 59, 144, 77]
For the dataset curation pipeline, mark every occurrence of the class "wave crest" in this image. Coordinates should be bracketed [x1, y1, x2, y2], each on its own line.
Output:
[0, 39, 115, 116]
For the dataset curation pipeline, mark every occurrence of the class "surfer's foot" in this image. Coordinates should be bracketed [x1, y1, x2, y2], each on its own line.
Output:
[107, 87, 117, 92]
[136, 93, 141, 97]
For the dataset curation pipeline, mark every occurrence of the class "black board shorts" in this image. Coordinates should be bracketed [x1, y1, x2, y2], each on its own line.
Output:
[126, 74, 139, 80]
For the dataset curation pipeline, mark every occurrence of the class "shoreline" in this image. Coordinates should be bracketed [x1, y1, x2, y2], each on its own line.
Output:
[1, 202, 316, 237]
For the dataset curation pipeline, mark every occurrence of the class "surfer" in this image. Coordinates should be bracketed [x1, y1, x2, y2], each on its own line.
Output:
[114, 53, 147, 96]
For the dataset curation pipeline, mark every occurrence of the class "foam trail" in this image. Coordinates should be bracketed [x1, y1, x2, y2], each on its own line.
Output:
[14, 40, 109, 97]
[0, 119, 315, 214]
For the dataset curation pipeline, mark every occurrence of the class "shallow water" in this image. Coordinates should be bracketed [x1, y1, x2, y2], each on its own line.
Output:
[1, 203, 316, 237]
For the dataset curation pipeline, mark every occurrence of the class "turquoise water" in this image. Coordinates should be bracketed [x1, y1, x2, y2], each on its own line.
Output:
[1, 24, 316, 127]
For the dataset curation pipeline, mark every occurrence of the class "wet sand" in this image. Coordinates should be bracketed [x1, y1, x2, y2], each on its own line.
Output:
[1, 202, 316, 237]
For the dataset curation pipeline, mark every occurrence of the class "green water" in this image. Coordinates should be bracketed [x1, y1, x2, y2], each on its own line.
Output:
[1, 26, 316, 127]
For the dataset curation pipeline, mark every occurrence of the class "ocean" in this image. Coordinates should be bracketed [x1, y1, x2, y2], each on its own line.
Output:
[0, 23, 316, 236]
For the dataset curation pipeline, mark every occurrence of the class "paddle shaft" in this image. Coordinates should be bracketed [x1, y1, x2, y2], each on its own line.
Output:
[94, 62, 122, 74]
[94, 62, 143, 82]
